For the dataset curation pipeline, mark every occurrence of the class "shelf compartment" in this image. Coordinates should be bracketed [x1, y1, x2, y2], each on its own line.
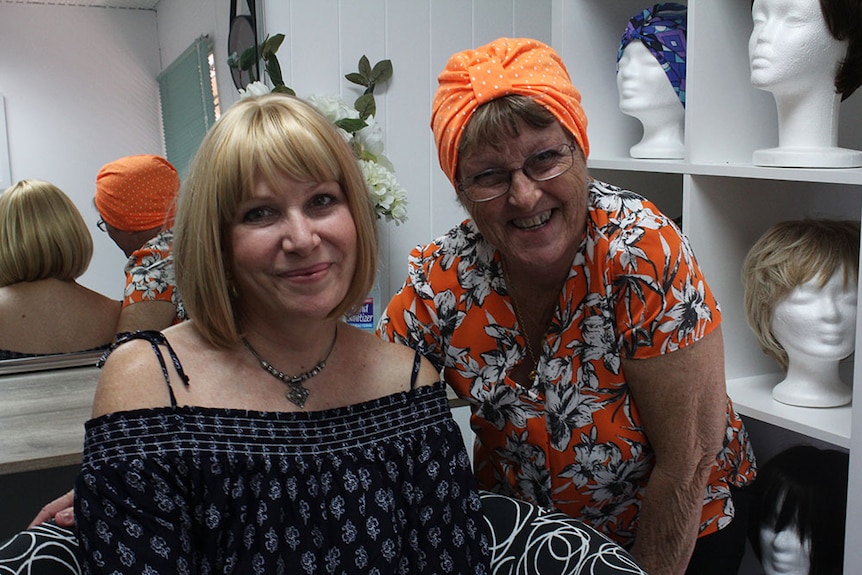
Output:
[727, 373, 851, 448]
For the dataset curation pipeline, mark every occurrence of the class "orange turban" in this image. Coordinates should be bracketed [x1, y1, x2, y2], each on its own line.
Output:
[94, 154, 180, 232]
[431, 37, 590, 186]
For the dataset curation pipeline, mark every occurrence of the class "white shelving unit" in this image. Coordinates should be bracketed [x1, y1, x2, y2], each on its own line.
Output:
[555, 1, 862, 570]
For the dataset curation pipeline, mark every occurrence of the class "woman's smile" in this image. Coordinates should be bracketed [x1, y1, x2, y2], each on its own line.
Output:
[511, 208, 553, 231]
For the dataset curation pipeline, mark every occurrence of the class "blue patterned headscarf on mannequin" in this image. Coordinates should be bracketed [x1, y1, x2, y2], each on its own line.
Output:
[617, 3, 687, 107]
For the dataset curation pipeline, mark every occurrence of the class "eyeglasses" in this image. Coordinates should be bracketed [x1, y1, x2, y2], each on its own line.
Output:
[457, 142, 577, 203]
[96, 219, 107, 232]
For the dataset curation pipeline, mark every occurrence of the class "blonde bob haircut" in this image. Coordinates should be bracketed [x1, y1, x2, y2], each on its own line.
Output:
[742, 218, 860, 371]
[174, 92, 378, 348]
[0, 179, 94, 287]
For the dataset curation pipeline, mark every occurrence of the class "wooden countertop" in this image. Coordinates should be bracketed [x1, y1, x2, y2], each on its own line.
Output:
[0, 366, 99, 475]
[0, 365, 471, 476]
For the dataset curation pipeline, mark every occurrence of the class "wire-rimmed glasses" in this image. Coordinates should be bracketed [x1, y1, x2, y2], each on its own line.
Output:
[457, 142, 577, 203]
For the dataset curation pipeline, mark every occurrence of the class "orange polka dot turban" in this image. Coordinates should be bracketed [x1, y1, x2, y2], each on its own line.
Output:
[94, 154, 180, 232]
[431, 37, 589, 186]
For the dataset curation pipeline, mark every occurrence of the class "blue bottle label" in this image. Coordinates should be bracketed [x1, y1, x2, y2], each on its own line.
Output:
[345, 297, 374, 331]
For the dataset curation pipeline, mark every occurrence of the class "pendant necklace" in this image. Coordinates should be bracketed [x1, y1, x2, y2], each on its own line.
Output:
[242, 327, 338, 408]
[502, 264, 543, 388]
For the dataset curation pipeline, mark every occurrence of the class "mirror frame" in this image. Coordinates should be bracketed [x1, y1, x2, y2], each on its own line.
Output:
[0, 349, 103, 376]
[228, 0, 259, 90]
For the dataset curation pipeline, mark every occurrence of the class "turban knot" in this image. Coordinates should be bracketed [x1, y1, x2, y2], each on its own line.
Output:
[618, 3, 687, 106]
[431, 37, 589, 186]
[94, 154, 180, 232]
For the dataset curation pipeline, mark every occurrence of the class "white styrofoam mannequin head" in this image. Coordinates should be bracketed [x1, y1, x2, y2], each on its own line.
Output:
[749, 0, 862, 166]
[770, 269, 856, 407]
[758, 522, 811, 575]
[617, 40, 685, 159]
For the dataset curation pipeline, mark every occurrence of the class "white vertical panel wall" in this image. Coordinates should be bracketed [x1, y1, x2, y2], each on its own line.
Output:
[261, 0, 553, 300]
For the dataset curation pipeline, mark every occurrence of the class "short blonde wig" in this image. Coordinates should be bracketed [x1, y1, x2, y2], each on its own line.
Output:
[174, 93, 378, 348]
[742, 219, 860, 371]
[0, 179, 93, 286]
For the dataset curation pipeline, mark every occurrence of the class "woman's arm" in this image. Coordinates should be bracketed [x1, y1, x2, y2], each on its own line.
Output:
[76, 335, 191, 573]
[622, 327, 728, 575]
[27, 337, 176, 530]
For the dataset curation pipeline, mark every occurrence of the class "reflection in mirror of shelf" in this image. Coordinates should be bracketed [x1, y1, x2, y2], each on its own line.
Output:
[0, 348, 103, 377]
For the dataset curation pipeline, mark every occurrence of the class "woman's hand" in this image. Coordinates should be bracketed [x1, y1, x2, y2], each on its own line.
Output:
[28, 489, 74, 528]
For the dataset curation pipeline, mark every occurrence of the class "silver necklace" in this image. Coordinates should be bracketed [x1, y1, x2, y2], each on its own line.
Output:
[242, 327, 338, 408]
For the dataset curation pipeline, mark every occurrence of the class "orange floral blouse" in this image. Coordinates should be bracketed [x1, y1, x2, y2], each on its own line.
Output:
[379, 180, 756, 548]
[122, 229, 186, 325]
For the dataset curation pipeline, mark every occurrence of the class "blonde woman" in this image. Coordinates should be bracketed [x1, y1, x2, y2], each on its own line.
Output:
[0, 179, 120, 358]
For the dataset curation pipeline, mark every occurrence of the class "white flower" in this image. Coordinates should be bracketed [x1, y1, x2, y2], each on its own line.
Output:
[238, 81, 271, 99]
[307, 95, 409, 225]
[359, 159, 408, 225]
[353, 116, 385, 161]
[305, 94, 359, 123]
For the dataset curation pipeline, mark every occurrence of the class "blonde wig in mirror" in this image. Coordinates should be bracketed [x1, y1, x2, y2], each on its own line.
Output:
[0, 179, 94, 286]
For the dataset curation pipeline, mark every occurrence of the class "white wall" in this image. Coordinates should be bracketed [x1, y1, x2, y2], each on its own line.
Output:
[0, 4, 163, 298]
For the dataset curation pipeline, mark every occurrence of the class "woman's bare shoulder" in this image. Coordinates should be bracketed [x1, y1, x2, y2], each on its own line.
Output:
[345, 326, 440, 390]
[93, 333, 182, 416]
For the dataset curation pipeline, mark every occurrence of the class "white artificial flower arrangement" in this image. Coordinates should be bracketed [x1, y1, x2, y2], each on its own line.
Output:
[229, 35, 408, 225]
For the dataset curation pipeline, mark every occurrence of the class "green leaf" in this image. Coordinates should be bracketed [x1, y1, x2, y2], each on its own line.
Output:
[239, 45, 257, 72]
[370, 60, 393, 85]
[354, 93, 376, 120]
[345, 72, 369, 87]
[260, 34, 285, 59]
[265, 56, 284, 87]
[335, 117, 367, 134]
[272, 85, 296, 96]
[358, 55, 372, 79]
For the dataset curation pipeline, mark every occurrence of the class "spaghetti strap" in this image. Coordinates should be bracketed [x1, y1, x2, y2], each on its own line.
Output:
[409, 348, 423, 390]
[97, 330, 190, 407]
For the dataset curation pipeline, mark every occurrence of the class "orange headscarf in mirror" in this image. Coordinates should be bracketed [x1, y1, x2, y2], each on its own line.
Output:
[94, 154, 180, 232]
[431, 37, 590, 186]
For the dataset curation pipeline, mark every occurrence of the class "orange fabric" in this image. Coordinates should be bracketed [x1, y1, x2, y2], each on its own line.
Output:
[122, 229, 186, 324]
[431, 37, 590, 186]
[94, 155, 179, 232]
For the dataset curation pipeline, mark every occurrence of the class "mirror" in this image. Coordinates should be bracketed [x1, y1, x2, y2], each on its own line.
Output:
[1, 3, 213, 375]
[228, 15, 258, 90]
[228, 0, 260, 90]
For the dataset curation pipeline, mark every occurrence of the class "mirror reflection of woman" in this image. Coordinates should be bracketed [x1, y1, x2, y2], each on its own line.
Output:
[0, 179, 120, 359]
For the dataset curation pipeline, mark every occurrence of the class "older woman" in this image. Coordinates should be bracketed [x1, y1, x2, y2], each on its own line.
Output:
[93, 154, 187, 331]
[0, 179, 120, 357]
[380, 37, 756, 575]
